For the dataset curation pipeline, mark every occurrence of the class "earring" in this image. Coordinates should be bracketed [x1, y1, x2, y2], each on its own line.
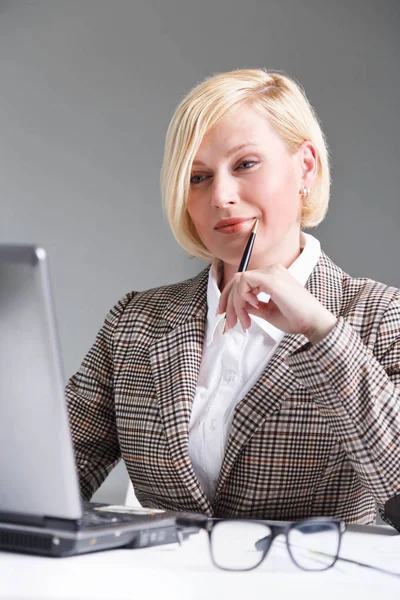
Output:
[300, 187, 311, 201]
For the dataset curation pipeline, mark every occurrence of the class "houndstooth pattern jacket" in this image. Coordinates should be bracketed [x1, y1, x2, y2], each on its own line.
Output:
[66, 252, 400, 524]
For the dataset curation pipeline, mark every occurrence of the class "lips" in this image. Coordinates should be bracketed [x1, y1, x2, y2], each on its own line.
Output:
[214, 217, 255, 234]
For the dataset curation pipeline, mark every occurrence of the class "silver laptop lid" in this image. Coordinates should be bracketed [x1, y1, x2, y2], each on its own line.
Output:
[0, 245, 82, 520]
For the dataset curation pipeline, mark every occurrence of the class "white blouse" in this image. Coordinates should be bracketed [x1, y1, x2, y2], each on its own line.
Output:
[188, 233, 321, 500]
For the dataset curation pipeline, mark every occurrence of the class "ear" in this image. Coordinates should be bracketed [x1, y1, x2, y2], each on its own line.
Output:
[298, 141, 318, 190]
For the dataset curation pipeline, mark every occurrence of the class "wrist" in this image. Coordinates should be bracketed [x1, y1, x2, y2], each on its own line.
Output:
[305, 312, 338, 345]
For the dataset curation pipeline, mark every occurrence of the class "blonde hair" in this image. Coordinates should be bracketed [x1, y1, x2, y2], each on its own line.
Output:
[161, 68, 330, 262]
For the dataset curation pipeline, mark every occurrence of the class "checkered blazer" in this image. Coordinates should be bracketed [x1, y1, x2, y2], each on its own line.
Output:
[66, 252, 400, 524]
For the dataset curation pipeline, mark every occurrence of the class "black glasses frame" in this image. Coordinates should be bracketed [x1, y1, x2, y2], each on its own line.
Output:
[176, 516, 346, 572]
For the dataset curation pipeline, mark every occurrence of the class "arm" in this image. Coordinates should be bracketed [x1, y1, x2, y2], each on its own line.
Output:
[65, 293, 135, 501]
[218, 264, 400, 525]
[286, 292, 400, 522]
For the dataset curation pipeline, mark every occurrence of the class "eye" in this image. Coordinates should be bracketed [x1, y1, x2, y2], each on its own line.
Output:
[190, 174, 209, 185]
[237, 160, 257, 170]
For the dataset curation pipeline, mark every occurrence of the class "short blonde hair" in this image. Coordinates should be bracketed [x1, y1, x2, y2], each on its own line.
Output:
[161, 68, 330, 262]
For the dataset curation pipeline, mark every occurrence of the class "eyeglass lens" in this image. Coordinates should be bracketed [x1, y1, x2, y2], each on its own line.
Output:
[211, 520, 339, 571]
[211, 521, 272, 570]
[288, 521, 339, 570]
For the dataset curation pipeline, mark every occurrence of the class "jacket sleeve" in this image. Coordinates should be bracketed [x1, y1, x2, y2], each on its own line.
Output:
[65, 293, 135, 501]
[286, 291, 400, 525]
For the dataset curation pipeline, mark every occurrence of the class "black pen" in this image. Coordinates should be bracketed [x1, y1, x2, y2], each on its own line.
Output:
[222, 218, 259, 334]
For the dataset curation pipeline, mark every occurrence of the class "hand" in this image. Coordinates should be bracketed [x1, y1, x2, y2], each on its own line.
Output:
[217, 264, 338, 344]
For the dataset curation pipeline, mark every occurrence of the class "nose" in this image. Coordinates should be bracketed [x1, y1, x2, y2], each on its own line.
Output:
[210, 171, 239, 208]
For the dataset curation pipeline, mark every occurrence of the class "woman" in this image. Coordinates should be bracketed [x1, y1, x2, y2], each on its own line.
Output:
[66, 69, 400, 526]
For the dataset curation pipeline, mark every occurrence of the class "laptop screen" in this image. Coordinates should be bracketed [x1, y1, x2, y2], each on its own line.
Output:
[0, 245, 82, 521]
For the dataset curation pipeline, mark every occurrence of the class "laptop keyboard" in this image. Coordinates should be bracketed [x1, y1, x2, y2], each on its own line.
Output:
[80, 502, 205, 530]
[81, 506, 171, 528]
[81, 509, 123, 527]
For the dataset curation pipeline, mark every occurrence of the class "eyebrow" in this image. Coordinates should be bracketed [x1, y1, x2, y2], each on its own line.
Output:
[192, 142, 259, 166]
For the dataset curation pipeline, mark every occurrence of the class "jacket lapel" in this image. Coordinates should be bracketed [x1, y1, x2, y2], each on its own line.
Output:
[148, 267, 213, 515]
[215, 252, 343, 499]
[215, 331, 308, 498]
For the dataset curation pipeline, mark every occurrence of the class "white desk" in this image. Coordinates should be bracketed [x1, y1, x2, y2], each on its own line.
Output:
[1, 527, 400, 599]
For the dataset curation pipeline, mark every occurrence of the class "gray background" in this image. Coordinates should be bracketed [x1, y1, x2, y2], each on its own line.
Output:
[0, 0, 398, 505]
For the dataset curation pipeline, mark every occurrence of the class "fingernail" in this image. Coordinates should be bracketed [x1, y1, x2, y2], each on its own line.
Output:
[222, 316, 228, 334]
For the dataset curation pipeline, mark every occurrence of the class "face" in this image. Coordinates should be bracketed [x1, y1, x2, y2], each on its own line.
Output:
[187, 104, 316, 277]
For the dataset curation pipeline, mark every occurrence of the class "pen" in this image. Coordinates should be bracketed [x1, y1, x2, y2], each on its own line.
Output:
[222, 218, 259, 334]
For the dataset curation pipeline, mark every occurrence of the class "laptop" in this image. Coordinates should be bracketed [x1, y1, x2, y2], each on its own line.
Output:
[0, 245, 204, 557]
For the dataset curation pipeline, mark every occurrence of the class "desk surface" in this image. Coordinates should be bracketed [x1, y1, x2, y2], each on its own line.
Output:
[1, 527, 400, 599]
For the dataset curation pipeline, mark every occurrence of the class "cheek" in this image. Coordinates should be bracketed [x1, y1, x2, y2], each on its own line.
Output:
[187, 198, 208, 240]
[187, 199, 201, 227]
[253, 163, 301, 222]
[266, 194, 302, 229]
[274, 201, 301, 226]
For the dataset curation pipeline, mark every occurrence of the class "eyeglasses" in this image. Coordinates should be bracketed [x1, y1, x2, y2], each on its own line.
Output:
[177, 516, 346, 572]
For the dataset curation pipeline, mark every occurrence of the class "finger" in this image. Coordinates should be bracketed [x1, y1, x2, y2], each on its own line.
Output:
[239, 267, 282, 298]
[242, 290, 259, 308]
[245, 300, 271, 320]
[234, 276, 254, 330]
[217, 278, 236, 315]
[224, 284, 238, 331]
[222, 276, 260, 331]
[232, 293, 252, 331]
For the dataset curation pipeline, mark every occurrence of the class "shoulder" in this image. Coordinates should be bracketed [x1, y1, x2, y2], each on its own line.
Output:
[339, 262, 399, 318]
[104, 265, 210, 333]
[317, 251, 399, 309]
[319, 252, 400, 344]
[124, 265, 210, 313]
